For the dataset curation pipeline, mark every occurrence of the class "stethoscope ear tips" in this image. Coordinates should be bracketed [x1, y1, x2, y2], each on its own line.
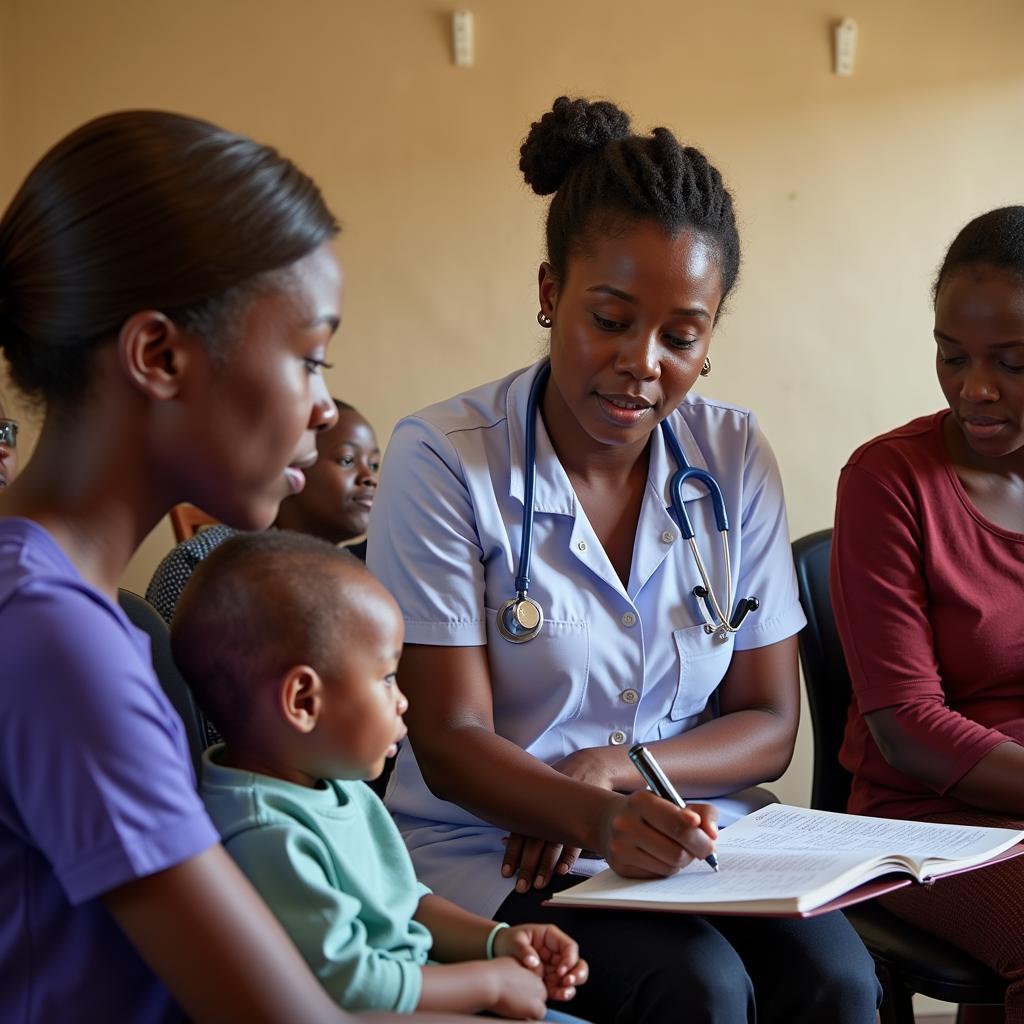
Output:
[497, 596, 544, 643]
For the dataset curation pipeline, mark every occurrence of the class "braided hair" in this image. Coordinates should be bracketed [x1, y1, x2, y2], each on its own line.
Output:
[934, 206, 1024, 302]
[519, 96, 740, 308]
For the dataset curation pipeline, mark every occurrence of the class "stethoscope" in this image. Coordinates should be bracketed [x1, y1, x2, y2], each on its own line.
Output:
[497, 362, 759, 644]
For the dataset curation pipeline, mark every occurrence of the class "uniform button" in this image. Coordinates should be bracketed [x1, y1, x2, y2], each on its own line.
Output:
[609, 730, 627, 746]
[621, 611, 637, 627]
[621, 688, 639, 704]
[661, 530, 676, 543]
[577, 540, 587, 552]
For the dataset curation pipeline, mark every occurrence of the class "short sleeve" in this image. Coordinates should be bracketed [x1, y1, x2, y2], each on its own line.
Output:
[0, 584, 218, 904]
[367, 416, 488, 645]
[224, 823, 423, 1013]
[731, 414, 806, 651]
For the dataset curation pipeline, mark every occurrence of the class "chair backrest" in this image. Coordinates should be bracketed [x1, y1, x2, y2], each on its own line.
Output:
[169, 503, 220, 543]
[792, 529, 855, 813]
[118, 589, 207, 776]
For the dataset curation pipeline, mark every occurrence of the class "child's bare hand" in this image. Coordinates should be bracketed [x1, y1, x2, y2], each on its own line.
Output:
[485, 956, 549, 1019]
[492, 923, 588, 1001]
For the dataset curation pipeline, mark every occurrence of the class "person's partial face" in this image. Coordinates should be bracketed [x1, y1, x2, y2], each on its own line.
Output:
[285, 409, 380, 542]
[181, 244, 342, 529]
[540, 220, 724, 451]
[313, 579, 408, 781]
[934, 265, 1024, 462]
[0, 403, 18, 488]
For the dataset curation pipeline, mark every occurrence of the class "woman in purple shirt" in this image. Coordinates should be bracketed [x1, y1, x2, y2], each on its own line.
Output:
[0, 113, 464, 1024]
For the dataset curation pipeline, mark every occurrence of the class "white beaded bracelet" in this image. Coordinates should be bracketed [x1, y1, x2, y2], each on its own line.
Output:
[485, 921, 509, 959]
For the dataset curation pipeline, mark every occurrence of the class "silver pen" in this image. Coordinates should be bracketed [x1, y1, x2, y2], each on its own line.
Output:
[628, 743, 720, 872]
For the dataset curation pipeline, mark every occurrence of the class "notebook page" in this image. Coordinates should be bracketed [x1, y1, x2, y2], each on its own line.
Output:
[721, 804, 1019, 862]
[558, 848, 872, 906]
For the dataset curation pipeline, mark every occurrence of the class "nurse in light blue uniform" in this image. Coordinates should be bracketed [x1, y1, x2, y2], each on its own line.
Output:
[374, 363, 800, 910]
[368, 96, 879, 1024]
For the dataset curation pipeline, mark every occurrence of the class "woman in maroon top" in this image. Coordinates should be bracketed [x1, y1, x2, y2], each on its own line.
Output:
[831, 206, 1024, 1023]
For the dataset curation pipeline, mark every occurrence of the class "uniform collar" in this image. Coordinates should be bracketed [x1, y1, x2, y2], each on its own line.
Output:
[507, 360, 712, 513]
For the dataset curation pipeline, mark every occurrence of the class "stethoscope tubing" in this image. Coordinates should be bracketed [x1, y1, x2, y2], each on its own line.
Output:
[500, 360, 756, 643]
[515, 361, 550, 596]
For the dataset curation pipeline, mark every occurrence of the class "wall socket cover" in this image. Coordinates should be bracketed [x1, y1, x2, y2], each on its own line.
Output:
[834, 18, 857, 76]
[453, 10, 474, 68]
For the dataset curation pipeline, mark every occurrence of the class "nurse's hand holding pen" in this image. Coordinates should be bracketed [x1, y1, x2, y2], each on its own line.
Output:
[501, 747, 718, 889]
[599, 791, 719, 879]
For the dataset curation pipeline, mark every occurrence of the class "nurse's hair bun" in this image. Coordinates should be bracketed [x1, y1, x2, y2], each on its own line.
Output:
[519, 96, 631, 196]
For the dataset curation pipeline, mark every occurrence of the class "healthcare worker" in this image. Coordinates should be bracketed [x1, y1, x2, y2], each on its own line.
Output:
[367, 96, 879, 1024]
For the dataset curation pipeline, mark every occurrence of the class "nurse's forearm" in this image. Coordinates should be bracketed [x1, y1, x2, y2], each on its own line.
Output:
[622, 636, 800, 795]
[413, 723, 620, 851]
[548, 709, 792, 798]
[625, 707, 796, 795]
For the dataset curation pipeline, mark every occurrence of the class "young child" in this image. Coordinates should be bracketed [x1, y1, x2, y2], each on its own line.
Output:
[147, 398, 380, 627]
[170, 531, 589, 1020]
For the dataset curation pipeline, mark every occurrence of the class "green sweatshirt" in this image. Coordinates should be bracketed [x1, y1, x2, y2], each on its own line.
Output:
[200, 747, 432, 1013]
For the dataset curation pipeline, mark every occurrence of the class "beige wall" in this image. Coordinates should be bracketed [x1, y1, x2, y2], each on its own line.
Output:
[3, 0, 1023, 824]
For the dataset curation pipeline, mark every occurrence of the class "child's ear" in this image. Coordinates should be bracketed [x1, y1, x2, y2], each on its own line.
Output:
[279, 665, 323, 733]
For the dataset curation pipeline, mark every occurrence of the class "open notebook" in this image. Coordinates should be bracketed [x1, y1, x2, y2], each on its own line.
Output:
[547, 804, 1024, 917]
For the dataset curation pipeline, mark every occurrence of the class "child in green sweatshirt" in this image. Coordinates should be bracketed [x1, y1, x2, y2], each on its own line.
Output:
[171, 531, 589, 1020]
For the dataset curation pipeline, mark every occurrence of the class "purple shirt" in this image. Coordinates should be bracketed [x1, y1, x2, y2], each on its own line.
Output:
[0, 519, 219, 1023]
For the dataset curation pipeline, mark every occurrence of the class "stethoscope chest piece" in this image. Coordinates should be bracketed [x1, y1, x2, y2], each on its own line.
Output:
[497, 595, 544, 643]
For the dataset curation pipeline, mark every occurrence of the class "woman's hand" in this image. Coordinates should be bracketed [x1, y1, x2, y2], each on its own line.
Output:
[501, 747, 617, 890]
[492, 923, 588, 1002]
[501, 833, 577, 892]
[599, 791, 718, 877]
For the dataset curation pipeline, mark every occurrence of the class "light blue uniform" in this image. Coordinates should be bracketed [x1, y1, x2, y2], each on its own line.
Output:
[367, 361, 806, 918]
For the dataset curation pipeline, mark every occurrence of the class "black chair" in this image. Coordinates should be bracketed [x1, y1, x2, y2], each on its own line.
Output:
[792, 529, 1006, 1024]
[118, 589, 210, 776]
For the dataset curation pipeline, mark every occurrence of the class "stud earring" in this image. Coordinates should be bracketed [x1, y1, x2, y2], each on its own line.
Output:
[700, 357, 712, 377]
[537, 311, 552, 328]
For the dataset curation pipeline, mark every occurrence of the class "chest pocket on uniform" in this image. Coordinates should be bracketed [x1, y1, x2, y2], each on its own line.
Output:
[484, 610, 591, 748]
[668, 623, 735, 720]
